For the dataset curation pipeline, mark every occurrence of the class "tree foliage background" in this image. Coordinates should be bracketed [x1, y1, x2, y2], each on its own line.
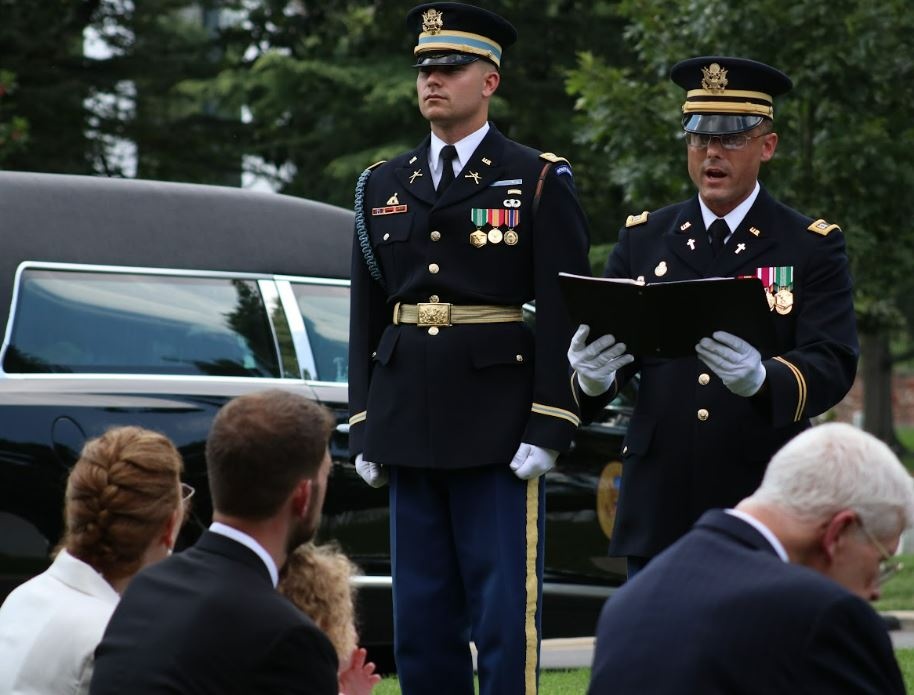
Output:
[1, 0, 913, 443]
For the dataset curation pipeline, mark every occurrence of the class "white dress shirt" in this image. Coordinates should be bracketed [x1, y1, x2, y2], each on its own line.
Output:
[428, 122, 490, 188]
[698, 181, 761, 246]
[0, 550, 120, 695]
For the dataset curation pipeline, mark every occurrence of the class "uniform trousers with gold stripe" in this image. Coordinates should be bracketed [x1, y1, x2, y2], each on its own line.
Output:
[390, 463, 545, 695]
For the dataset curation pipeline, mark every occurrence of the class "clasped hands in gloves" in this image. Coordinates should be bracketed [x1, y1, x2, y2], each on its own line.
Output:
[355, 443, 558, 487]
[568, 324, 765, 398]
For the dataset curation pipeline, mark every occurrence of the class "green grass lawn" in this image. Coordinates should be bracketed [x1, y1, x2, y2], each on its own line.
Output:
[375, 661, 914, 693]
[374, 670, 589, 694]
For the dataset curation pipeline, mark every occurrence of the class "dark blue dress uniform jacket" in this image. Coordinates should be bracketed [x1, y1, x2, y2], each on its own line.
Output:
[588, 510, 904, 695]
[349, 125, 590, 468]
[582, 187, 858, 558]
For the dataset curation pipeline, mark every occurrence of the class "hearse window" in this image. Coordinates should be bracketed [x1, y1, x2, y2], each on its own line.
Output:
[3, 269, 281, 377]
[290, 283, 349, 383]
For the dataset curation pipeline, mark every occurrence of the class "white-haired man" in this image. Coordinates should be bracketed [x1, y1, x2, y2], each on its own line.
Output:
[589, 422, 914, 694]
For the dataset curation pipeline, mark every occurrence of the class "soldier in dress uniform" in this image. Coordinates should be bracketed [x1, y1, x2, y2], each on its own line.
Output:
[568, 56, 859, 577]
[347, 4, 590, 695]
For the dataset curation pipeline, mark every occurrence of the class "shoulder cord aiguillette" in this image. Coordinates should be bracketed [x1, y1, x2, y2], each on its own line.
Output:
[354, 167, 386, 290]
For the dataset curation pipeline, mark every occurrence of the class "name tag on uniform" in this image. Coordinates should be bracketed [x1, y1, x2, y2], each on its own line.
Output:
[371, 205, 408, 216]
[489, 179, 522, 187]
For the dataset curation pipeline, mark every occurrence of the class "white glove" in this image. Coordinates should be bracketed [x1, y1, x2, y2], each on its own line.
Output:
[355, 453, 388, 488]
[695, 330, 766, 397]
[567, 324, 635, 397]
[510, 443, 559, 480]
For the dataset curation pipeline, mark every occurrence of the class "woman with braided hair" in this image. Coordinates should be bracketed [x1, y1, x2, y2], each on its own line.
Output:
[0, 425, 190, 694]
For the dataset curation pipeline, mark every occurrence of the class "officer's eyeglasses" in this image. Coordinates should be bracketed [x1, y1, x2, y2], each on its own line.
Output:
[684, 132, 767, 151]
[858, 520, 904, 586]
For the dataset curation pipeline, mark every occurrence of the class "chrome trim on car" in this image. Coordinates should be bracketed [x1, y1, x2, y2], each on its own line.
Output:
[275, 280, 317, 381]
[350, 574, 613, 599]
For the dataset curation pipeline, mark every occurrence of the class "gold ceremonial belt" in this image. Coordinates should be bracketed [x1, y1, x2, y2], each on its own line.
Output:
[393, 302, 523, 327]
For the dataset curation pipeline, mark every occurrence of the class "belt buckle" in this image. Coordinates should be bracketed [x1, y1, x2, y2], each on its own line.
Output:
[417, 302, 451, 327]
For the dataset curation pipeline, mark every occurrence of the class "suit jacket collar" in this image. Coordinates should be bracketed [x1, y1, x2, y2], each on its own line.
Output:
[694, 509, 781, 559]
[395, 124, 510, 208]
[665, 186, 778, 276]
[194, 530, 274, 585]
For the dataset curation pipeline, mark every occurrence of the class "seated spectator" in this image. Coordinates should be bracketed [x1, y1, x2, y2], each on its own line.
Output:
[279, 542, 381, 695]
[0, 426, 188, 694]
[588, 422, 914, 695]
[90, 389, 339, 694]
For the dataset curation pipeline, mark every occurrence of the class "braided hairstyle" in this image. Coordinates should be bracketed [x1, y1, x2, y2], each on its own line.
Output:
[279, 541, 359, 665]
[62, 426, 184, 583]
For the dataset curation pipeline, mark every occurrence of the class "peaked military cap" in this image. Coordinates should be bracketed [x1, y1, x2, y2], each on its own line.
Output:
[406, 3, 517, 69]
[670, 56, 793, 135]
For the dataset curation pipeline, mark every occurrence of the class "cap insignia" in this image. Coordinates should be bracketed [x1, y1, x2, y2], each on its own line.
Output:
[422, 9, 444, 34]
[701, 63, 728, 94]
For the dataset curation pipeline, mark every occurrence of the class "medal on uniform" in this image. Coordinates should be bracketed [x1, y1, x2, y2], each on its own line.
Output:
[773, 266, 794, 315]
[487, 208, 504, 244]
[756, 266, 794, 314]
[504, 209, 519, 245]
[775, 287, 794, 314]
[470, 208, 487, 247]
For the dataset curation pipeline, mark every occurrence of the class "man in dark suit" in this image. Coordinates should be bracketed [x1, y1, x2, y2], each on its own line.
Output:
[347, 4, 590, 693]
[568, 56, 858, 575]
[588, 422, 914, 694]
[90, 390, 339, 695]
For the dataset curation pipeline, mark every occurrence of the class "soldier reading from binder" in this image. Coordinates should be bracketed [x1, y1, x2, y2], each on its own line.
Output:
[568, 56, 858, 578]
[347, 4, 590, 695]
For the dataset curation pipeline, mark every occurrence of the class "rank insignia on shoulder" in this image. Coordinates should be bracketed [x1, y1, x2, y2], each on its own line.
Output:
[626, 211, 649, 227]
[539, 152, 571, 165]
[808, 219, 841, 236]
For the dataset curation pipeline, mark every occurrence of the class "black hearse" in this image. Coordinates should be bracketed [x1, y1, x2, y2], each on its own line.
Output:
[0, 171, 630, 662]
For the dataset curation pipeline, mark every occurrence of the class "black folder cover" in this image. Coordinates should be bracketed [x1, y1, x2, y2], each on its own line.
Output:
[558, 272, 777, 359]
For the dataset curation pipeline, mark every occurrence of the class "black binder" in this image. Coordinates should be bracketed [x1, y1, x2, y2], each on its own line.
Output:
[558, 272, 777, 359]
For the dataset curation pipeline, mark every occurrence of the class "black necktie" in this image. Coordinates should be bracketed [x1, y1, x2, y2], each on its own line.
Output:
[436, 145, 457, 198]
[708, 218, 729, 256]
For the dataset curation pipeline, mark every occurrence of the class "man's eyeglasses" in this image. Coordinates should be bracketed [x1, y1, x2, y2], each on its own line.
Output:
[684, 132, 766, 151]
[181, 482, 196, 503]
[858, 521, 904, 585]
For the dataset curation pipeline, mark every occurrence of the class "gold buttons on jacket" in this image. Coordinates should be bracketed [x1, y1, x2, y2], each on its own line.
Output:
[428, 326, 439, 336]
[698, 373, 710, 386]
[383, 233, 390, 241]
[429, 263, 440, 274]
[429, 295, 439, 303]
[431, 231, 441, 241]
[697, 409, 709, 421]
[516, 354, 524, 363]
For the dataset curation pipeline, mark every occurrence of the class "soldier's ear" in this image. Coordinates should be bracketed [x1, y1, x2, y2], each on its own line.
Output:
[760, 132, 778, 163]
[482, 67, 500, 97]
